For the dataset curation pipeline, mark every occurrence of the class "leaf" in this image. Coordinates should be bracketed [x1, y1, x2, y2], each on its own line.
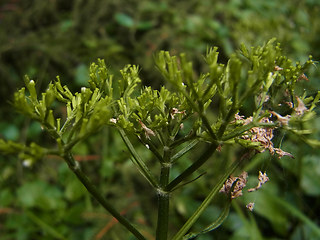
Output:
[0, 124, 19, 141]
[137, 21, 155, 30]
[115, 13, 134, 28]
[242, 182, 289, 235]
[17, 181, 66, 211]
[271, 193, 320, 237]
[301, 155, 320, 196]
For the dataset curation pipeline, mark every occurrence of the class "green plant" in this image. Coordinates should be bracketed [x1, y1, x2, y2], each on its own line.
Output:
[1, 39, 319, 239]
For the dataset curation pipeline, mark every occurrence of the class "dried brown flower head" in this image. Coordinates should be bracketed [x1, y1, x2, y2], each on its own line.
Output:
[248, 171, 269, 192]
[235, 114, 293, 158]
[246, 202, 255, 211]
[270, 111, 291, 126]
[170, 108, 186, 119]
[241, 116, 274, 153]
[220, 171, 248, 199]
[295, 96, 307, 116]
[298, 73, 309, 81]
[138, 120, 155, 139]
[274, 66, 283, 71]
[274, 148, 294, 159]
[284, 101, 294, 108]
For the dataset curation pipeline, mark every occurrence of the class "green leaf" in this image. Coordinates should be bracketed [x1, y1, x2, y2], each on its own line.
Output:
[271, 193, 320, 237]
[17, 181, 65, 211]
[115, 13, 134, 28]
[301, 155, 320, 196]
[245, 185, 289, 235]
[0, 188, 14, 207]
[0, 124, 19, 141]
[137, 21, 155, 30]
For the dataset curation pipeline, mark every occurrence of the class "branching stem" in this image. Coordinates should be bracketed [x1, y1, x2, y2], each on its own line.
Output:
[63, 152, 146, 240]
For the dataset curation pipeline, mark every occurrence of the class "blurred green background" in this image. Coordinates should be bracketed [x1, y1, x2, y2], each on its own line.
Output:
[0, 0, 320, 239]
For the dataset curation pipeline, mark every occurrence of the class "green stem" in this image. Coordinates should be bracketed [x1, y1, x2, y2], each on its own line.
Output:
[217, 105, 237, 139]
[156, 168, 170, 240]
[199, 111, 218, 141]
[178, 86, 218, 141]
[156, 146, 172, 240]
[119, 129, 159, 189]
[171, 154, 248, 240]
[63, 152, 146, 240]
[165, 142, 218, 192]
[171, 139, 199, 163]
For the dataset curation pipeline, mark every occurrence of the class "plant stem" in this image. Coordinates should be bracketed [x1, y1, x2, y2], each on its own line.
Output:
[171, 153, 249, 240]
[156, 168, 170, 240]
[63, 152, 146, 240]
[165, 142, 218, 192]
[156, 146, 171, 240]
[119, 129, 159, 189]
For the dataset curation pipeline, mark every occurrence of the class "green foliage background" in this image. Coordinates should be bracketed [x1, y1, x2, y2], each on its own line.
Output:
[0, 0, 320, 239]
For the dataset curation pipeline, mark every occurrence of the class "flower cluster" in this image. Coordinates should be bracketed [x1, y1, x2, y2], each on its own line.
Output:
[219, 171, 248, 199]
[220, 171, 270, 211]
[235, 114, 294, 158]
[248, 171, 269, 192]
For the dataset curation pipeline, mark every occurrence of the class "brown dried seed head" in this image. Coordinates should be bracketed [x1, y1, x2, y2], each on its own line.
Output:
[248, 171, 269, 192]
[171, 108, 186, 119]
[298, 73, 309, 81]
[274, 66, 283, 71]
[139, 120, 155, 139]
[258, 171, 269, 184]
[246, 202, 255, 211]
[285, 101, 294, 108]
[220, 171, 248, 199]
[270, 111, 291, 126]
[274, 148, 294, 159]
[241, 117, 274, 153]
[295, 96, 307, 116]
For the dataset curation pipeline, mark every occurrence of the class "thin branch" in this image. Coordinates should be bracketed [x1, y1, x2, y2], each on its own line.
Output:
[63, 152, 147, 240]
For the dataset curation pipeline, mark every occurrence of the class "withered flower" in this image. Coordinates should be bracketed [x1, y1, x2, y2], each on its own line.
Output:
[235, 114, 294, 158]
[284, 101, 294, 108]
[139, 120, 156, 139]
[248, 171, 269, 192]
[220, 171, 248, 199]
[170, 108, 186, 119]
[295, 96, 307, 116]
[270, 111, 291, 126]
[274, 66, 283, 71]
[246, 202, 255, 211]
[242, 116, 274, 153]
[274, 148, 294, 159]
[298, 73, 309, 81]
